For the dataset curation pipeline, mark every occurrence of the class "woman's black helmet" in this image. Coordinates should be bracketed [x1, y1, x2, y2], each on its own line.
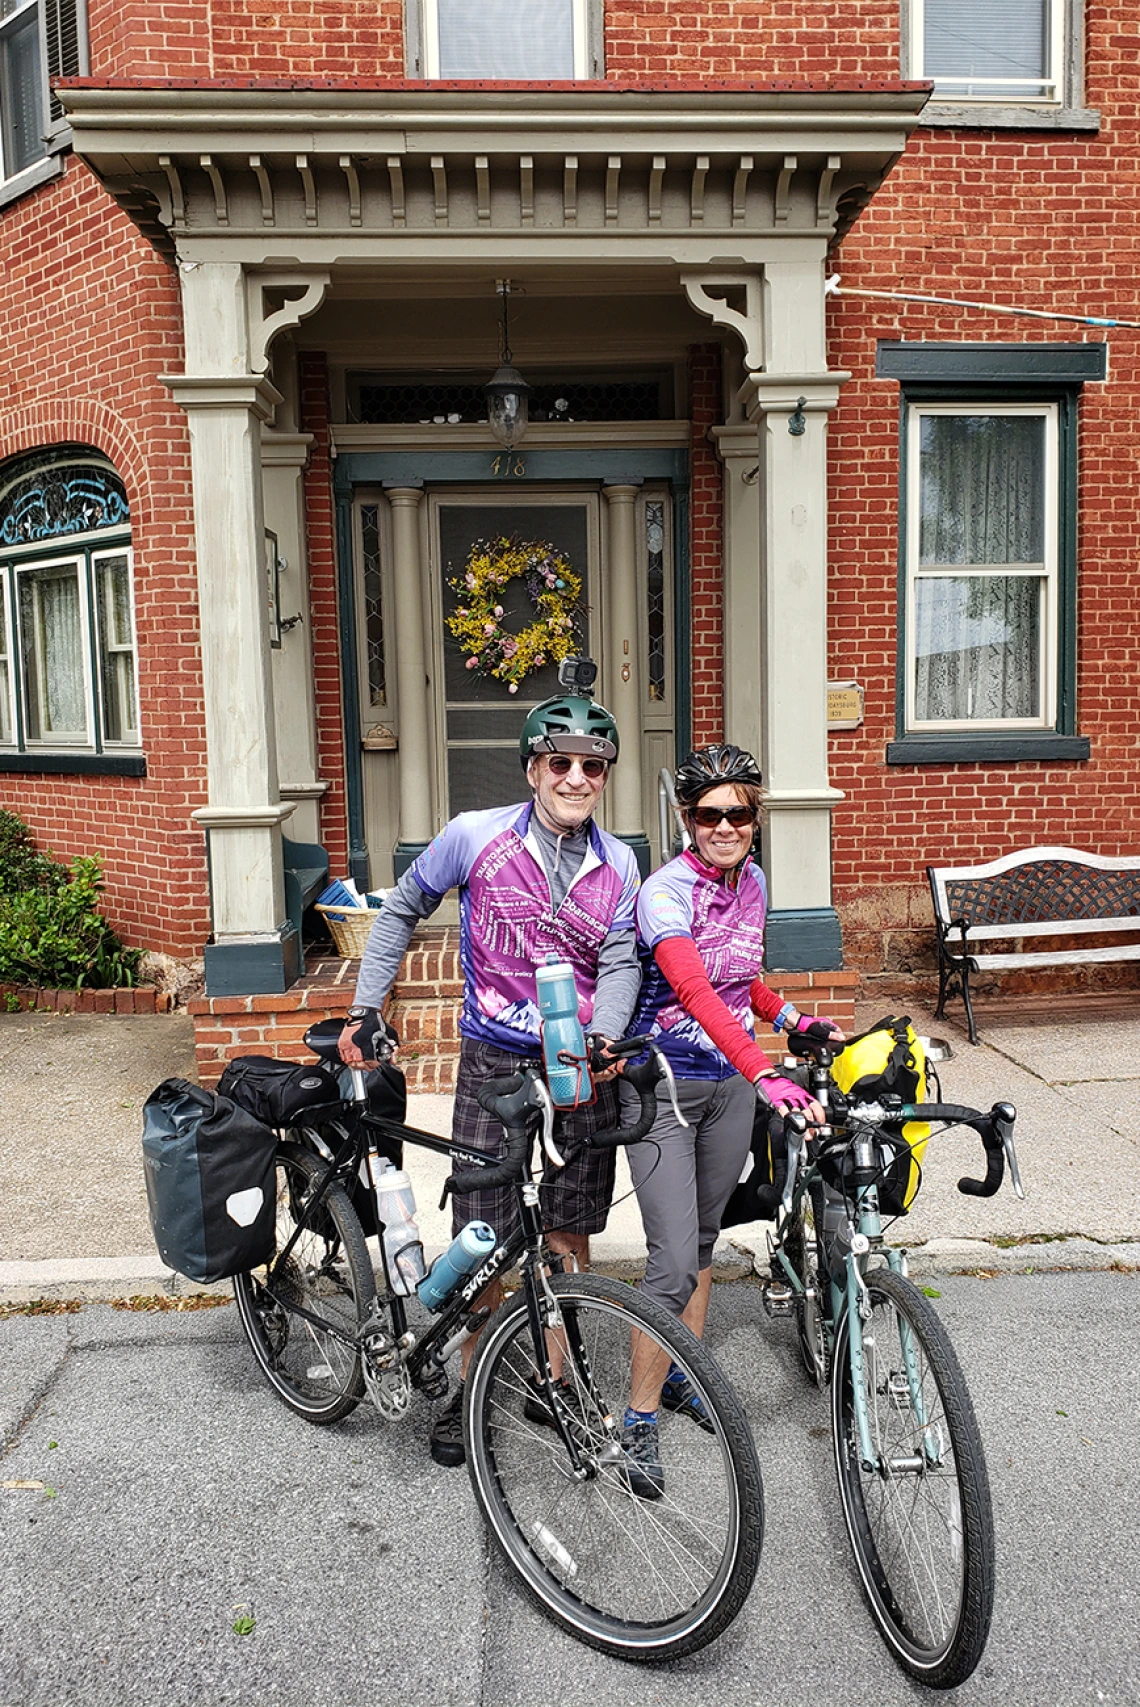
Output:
[674, 744, 763, 806]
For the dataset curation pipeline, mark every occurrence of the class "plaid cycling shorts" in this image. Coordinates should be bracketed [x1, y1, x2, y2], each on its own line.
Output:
[449, 1038, 618, 1245]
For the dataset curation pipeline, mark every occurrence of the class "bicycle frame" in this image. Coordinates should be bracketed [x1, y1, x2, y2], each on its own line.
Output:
[770, 1127, 939, 1474]
[263, 1085, 613, 1471]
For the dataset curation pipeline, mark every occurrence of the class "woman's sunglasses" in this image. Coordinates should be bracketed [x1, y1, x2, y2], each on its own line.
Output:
[547, 755, 608, 779]
[689, 804, 756, 828]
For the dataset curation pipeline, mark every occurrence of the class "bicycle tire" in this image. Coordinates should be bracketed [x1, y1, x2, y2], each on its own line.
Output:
[784, 1182, 830, 1387]
[464, 1272, 763, 1662]
[232, 1141, 376, 1424]
[831, 1267, 995, 1688]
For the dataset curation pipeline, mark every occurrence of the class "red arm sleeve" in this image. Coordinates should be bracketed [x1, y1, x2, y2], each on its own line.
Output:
[654, 936, 776, 1082]
[750, 979, 788, 1026]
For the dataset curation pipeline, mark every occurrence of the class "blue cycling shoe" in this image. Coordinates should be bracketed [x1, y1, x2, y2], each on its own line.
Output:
[660, 1372, 715, 1434]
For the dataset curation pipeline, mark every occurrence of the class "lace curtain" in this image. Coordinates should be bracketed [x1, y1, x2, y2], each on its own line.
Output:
[19, 565, 86, 739]
[913, 413, 1046, 723]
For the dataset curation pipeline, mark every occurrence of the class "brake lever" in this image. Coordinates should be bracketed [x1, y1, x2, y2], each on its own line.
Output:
[993, 1101, 1025, 1199]
[534, 1077, 564, 1169]
[649, 1044, 689, 1130]
[779, 1112, 809, 1217]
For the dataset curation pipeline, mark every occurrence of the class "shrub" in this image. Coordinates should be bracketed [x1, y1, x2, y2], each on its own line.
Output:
[0, 855, 142, 990]
[0, 809, 66, 897]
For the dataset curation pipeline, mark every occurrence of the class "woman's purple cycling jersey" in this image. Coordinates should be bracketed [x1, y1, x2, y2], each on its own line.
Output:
[410, 802, 640, 1055]
[631, 852, 768, 1080]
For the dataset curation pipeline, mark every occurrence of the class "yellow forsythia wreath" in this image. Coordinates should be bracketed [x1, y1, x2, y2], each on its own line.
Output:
[446, 537, 585, 691]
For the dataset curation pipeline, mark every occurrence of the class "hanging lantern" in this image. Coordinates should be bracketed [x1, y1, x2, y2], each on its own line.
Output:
[484, 281, 531, 449]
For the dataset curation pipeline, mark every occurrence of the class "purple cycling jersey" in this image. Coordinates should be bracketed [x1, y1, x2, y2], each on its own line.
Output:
[410, 802, 640, 1055]
[631, 852, 769, 1080]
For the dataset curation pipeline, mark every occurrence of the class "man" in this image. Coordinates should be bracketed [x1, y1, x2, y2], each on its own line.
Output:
[339, 663, 641, 1467]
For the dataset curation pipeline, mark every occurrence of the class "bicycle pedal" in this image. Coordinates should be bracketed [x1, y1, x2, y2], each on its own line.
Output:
[419, 1365, 449, 1400]
[762, 1280, 795, 1319]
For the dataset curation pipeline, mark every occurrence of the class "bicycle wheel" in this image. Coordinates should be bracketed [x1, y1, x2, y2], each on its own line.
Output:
[464, 1272, 763, 1662]
[831, 1267, 995, 1688]
[784, 1182, 830, 1386]
[233, 1141, 376, 1424]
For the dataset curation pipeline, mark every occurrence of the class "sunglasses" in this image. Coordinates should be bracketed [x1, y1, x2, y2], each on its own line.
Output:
[547, 755, 608, 779]
[689, 804, 756, 829]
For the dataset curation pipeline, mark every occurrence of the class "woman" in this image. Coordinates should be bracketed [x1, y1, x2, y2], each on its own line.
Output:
[619, 744, 841, 1497]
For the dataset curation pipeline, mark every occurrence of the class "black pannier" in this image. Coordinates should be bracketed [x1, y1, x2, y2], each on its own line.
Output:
[721, 1106, 787, 1227]
[217, 1056, 344, 1128]
[142, 1078, 278, 1283]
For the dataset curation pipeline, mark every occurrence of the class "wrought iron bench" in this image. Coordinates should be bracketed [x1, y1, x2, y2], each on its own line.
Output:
[927, 846, 1140, 1045]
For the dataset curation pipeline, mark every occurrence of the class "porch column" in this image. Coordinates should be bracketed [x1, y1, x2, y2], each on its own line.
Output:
[162, 261, 298, 996]
[386, 485, 434, 869]
[741, 259, 846, 969]
[602, 483, 650, 874]
[710, 424, 763, 756]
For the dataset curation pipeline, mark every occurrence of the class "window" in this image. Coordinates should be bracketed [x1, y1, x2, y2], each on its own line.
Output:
[0, 0, 85, 197]
[906, 0, 1096, 128]
[409, 0, 600, 80]
[0, 447, 141, 771]
[907, 406, 1055, 729]
[878, 342, 1104, 765]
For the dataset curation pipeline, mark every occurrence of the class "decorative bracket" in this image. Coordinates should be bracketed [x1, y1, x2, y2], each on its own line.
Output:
[246, 271, 331, 374]
[681, 272, 764, 372]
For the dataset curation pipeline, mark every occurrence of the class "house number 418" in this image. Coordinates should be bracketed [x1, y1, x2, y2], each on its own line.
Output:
[492, 454, 527, 477]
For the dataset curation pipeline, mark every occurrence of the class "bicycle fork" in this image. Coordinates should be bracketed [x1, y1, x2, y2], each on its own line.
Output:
[843, 1249, 944, 1474]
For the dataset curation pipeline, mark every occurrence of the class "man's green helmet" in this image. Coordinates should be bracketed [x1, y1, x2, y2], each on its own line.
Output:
[519, 694, 620, 768]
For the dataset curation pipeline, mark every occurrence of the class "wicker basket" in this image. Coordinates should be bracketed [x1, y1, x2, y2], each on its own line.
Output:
[315, 903, 378, 959]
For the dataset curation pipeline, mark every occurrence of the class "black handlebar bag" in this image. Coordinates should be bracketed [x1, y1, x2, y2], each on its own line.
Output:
[142, 1078, 278, 1283]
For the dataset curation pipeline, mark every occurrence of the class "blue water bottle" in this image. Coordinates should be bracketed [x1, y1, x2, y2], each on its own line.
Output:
[536, 955, 587, 1108]
[416, 1221, 498, 1312]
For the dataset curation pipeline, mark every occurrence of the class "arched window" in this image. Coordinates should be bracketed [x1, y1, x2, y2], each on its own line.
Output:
[0, 446, 139, 768]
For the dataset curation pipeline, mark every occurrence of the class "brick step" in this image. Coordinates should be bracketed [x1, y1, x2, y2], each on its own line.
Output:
[189, 931, 858, 1092]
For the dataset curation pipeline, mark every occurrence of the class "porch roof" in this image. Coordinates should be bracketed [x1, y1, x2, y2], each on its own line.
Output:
[62, 83, 929, 266]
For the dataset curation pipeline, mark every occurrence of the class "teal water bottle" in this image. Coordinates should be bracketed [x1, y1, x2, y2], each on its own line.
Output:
[536, 955, 587, 1108]
[416, 1220, 498, 1312]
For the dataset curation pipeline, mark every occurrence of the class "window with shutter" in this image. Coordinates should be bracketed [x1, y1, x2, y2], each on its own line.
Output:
[0, 0, 85, 192]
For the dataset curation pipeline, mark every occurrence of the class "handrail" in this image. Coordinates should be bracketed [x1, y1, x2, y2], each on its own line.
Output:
[657, 767, 691, 866]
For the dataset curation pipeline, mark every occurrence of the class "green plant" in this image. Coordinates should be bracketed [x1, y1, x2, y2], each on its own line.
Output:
[0, 855, 141, 990]
[0, 809, 66, 897]
[2, 992, 21, 1013]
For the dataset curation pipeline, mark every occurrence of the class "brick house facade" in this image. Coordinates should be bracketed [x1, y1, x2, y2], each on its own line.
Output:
[1, 3, 1130, 1025]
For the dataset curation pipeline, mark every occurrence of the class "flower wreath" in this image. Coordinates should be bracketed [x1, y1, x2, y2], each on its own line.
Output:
[446, 536, 585, 692]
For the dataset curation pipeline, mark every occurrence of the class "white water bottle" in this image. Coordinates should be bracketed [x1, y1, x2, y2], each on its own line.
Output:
[372, 1158, 427, 1296]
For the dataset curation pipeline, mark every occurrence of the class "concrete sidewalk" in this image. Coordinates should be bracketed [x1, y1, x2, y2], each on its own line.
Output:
[2, 993, 1139, 1302]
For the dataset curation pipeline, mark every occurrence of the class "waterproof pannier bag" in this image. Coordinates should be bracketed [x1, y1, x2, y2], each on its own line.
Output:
[721, 1106, 786, 1227]
[216, 1056, 343, 1128]
[142, 1078, 278, 1283]
[830, 1015, 930, 1214]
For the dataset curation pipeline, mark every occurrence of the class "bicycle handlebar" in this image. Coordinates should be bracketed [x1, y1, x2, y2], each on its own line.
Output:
[844, 1098, 1024, 1201]
[445, 1046, 671, 1196]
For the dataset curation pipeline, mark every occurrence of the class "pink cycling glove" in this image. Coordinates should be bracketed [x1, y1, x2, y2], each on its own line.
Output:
[753, 1073, 817, 1113]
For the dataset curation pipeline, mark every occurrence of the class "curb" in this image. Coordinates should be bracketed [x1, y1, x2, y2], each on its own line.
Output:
[2, 1233, 1136, 1307]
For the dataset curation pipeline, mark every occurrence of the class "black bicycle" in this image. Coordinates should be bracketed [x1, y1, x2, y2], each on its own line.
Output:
[231, 1021, 764, 1662]
[760, 1030, 1025, 1689]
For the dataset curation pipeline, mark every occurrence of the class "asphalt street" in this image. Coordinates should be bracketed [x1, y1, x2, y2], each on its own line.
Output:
[2, 1270, 1137, 1707]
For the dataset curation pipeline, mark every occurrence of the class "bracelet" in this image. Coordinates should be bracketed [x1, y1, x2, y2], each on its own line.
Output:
[772, 1001, 795, 1034]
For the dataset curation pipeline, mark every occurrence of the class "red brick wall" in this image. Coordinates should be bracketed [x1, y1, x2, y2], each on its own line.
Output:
[88, 1, 404, 79]
[825, 5, 1140, 972]
[0, 159, 209, 958]
[298, 353, 350, 872]
[688, 344, 725, 746]
[605, 1, 896, 80]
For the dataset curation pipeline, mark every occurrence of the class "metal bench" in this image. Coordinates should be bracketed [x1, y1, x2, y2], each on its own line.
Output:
[282, 837, 329, 974]
[927, 846, 1140, 1045]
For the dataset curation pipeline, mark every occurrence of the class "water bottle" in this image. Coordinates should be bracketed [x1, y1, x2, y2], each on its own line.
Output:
[416, 1220, 498, 1312]
[536, 955, 587, 1108]
[371, 1158, 426, 1296]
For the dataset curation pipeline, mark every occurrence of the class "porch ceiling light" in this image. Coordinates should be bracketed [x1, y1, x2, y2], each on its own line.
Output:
[484, 279, 531, 450]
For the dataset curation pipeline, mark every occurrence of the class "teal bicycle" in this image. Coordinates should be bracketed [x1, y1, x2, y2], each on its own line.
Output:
[761, 1032, 1024, 1689]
